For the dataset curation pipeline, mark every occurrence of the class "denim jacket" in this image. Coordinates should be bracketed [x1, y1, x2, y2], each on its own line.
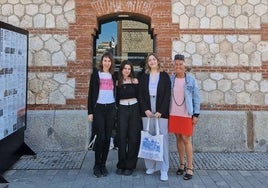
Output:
[170, 73, 200, 117]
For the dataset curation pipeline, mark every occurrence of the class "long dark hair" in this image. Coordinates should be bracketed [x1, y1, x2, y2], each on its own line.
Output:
[98, 51, 115, 74]
[118, 60, 135, 86]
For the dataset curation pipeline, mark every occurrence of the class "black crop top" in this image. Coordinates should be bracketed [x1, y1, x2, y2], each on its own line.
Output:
[118, 83, 139, 100]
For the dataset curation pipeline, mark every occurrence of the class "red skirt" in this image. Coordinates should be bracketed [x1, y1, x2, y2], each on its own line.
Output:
[168, 115, 193, 136]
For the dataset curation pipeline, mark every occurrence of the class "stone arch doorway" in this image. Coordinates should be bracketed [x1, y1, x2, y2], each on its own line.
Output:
[94, 14, 155, 74]
[68, 0, 178, 109]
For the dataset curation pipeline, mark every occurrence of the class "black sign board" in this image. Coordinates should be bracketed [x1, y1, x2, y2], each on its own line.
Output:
[0, 21, 35, 183]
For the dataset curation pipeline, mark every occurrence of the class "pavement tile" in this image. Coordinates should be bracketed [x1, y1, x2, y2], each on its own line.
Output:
[2, 150, 268, 188]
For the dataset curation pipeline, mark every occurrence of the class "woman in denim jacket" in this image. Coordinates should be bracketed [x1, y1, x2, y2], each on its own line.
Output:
[169, 54, 200, 180]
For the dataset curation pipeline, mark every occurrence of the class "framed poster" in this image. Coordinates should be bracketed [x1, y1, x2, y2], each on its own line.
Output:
[0, 22, 28, 140]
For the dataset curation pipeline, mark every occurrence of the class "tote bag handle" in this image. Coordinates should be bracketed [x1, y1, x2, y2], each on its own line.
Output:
[88, 134, 97, 150]
[145, 117, 160, 135]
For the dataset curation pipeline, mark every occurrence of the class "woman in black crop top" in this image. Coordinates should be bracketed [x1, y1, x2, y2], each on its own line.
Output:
[115, 60, 142, 176]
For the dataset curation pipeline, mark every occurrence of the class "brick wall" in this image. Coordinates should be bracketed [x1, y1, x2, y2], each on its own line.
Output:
[28, 0, 179, 110]
[2, 0, 266, 111]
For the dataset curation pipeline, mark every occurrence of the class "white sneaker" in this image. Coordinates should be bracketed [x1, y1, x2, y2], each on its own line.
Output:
[160, 171, 168, 181]
[146, 168, 156, 175]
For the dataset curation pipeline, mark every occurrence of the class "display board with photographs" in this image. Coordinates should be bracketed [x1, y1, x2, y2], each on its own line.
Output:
[0, 22, 28, 140]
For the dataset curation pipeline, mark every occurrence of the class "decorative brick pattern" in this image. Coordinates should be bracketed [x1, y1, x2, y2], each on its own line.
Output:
[171, 0, 268, 110]
[0, 0, 267, 111]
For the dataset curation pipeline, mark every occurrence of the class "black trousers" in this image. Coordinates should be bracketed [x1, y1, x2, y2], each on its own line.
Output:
[93, 103, 117, 167]
[117, 103, 142, 170]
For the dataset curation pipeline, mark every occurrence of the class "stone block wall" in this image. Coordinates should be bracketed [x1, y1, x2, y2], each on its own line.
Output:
[253, 111, 268, 152]
[171, 0, 268, 109]
[25, 110, 88, 151]
[192, 111, 268, 152]
[194, 111, 248, 152]
[170, 0, 268, 152]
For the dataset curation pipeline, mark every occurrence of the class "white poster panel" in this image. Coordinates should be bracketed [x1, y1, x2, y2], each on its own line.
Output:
[0, 26, 27, 140]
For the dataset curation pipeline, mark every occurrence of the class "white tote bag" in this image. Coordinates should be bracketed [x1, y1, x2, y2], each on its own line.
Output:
[138, 118, 164, 161]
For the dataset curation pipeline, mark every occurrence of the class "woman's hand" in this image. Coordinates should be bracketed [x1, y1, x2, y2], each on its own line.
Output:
[88, 114, 93, 122]
[145, 110, 154, 118]
[154, 112, 162, 118]
[192, 116, 198, 125]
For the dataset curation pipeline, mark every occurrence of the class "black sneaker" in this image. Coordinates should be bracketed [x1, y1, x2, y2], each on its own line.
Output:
[93, 166, 102, 178]
[116, 168, 124, 175]
[123, 169, 133, 176]
[101, 166, 108, 176]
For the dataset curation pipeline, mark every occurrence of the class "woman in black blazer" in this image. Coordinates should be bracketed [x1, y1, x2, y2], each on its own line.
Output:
[88, 52, 117, 178]
[138, 53, 171, 181]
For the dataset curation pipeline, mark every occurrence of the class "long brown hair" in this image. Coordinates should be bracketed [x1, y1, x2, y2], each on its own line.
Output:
[98, 51, 115, 74]
[118, 60, 135, 86]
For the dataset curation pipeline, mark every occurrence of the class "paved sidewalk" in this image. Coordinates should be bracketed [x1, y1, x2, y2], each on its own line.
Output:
[2, 150, 268, 188]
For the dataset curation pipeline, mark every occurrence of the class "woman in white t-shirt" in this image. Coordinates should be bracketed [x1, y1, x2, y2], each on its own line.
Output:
[88, 52, 117, 178]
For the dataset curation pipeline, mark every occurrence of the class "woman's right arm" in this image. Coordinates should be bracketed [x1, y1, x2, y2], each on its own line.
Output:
[88, 68, 97, 120]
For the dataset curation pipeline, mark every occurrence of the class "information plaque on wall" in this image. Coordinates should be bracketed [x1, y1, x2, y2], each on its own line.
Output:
[0, 22, 28, 141]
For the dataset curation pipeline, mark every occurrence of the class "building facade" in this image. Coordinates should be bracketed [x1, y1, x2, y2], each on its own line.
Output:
[0, 0, 268, 152]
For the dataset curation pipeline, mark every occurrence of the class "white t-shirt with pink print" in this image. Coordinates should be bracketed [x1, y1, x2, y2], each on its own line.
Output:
[97, 71, 115, 104]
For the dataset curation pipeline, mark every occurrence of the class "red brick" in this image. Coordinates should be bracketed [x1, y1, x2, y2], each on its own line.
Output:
[28, 0, 267, 111]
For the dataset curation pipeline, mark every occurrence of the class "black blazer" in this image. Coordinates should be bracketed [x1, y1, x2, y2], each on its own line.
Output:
[87, 67, 117, 115]
[138, 71, 171, 119]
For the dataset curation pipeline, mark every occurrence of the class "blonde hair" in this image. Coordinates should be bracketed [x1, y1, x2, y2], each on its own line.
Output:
[145, 53, 162, 74]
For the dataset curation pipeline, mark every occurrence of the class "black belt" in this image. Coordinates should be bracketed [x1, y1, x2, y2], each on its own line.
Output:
[97, 102, 115, 106]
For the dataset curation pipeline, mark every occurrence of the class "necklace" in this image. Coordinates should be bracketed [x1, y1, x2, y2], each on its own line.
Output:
[123, 78, 130, 83]
[173, 77, 185, 106]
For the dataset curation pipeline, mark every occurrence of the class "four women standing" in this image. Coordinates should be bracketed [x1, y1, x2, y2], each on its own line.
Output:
[88, 52, 200, 181]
